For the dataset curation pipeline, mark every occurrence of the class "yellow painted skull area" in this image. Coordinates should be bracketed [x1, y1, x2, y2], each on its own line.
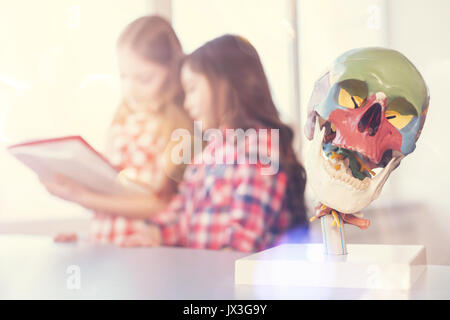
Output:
[338, 88, 363, 109]
[385, 110, 414, 130]
[385, 97, 416, 130]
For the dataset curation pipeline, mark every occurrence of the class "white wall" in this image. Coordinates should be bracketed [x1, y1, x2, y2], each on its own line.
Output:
[387, 0, 450, 210]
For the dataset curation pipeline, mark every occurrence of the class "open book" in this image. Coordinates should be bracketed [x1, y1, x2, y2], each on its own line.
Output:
[7, 136, 149, 196]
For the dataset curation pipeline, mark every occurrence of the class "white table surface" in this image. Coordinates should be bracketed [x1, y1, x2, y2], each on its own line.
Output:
[0, 235, 449, 299]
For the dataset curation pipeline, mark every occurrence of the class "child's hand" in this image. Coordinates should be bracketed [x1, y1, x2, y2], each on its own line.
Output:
[118, 225, 162, 247]
[54, 232, 78, 243]
[39, 174, 91, 205]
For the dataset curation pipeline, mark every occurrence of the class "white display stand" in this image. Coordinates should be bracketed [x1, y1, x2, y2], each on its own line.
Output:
[235, 244, 427, 290]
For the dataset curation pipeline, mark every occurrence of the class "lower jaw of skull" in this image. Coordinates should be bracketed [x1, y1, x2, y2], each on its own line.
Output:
[306, 119, 403, 214]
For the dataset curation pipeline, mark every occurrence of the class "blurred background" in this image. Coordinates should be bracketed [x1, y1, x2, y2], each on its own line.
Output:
[0, 0, 449, 264]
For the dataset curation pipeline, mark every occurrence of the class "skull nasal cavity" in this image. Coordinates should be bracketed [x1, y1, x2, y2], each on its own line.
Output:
[358, 103, 382, 136]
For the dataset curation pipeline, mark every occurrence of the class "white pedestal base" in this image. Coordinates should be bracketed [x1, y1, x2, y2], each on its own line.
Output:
[235, 244, 427, 290]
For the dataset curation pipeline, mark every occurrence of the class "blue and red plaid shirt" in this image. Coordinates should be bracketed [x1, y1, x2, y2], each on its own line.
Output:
[151, 128, 292, 252]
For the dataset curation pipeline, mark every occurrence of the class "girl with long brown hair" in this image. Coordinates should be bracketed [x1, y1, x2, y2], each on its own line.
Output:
[181, 35, 308, 229]
[154, 34, 308, 251]
[152, 34, 308, 250]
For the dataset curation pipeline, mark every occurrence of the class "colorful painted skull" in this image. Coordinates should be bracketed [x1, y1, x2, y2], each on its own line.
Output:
[305, 47, 429, 213]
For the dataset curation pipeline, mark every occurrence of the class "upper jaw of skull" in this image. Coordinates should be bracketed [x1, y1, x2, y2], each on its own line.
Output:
[306, 115, 403, 213]
[327, 91, 403, 165]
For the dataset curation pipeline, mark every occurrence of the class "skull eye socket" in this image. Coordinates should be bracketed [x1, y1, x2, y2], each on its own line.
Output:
[337, 80, 368, 109]
[386, 97, 417, 130]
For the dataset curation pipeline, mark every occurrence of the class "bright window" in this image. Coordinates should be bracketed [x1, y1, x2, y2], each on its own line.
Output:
[0, 0, 148, 220]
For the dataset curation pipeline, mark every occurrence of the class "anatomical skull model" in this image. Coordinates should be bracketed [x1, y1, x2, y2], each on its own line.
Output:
[304, 47, 429, 254]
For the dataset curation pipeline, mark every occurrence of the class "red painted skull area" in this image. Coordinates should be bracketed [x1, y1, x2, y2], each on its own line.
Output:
[327, 94, 403, 166]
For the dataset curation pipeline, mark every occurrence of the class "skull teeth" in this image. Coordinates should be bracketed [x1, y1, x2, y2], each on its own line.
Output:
[324, 157, 370, 190]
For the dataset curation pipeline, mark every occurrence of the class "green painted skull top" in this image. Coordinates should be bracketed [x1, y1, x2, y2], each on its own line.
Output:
[331, 47, 428, 115]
